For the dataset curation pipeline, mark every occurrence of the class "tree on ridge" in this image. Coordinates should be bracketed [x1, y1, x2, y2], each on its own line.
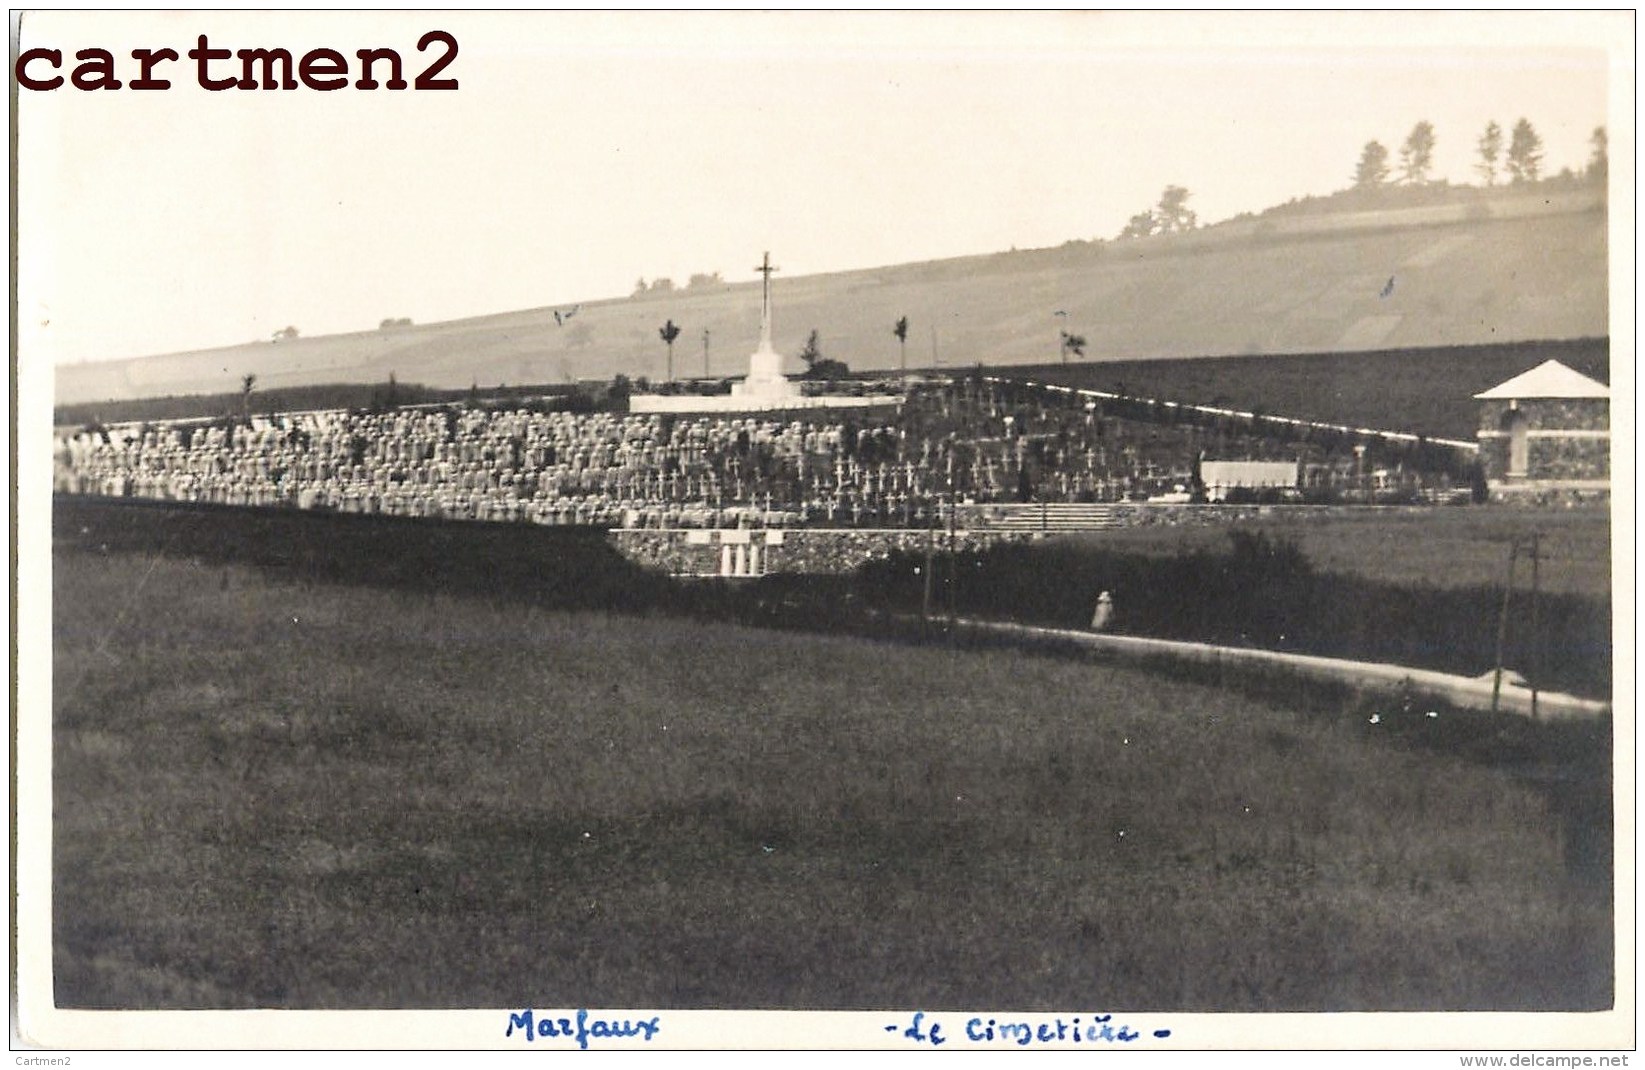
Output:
[1475, 120, 1503, 186]
[1399, 121, 1436, 184]
[1507, 118, 1544, 183]
[1354, 141, 1391, 188]
[1155, 185, 1197, 233]
[1587, 126, 1607, 182]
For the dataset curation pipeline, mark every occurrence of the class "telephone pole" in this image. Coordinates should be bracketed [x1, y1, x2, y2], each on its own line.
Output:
[1491, 538, 1519, 715]
[1528, 531, 1542, 719]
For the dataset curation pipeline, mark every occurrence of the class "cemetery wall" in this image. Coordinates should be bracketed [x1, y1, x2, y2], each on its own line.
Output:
[609, 527, 1040, 576]
[609, 504, 1449, 576]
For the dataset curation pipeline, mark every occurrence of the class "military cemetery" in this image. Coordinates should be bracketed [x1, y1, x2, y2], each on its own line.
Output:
[27, 11, 1625, 1052]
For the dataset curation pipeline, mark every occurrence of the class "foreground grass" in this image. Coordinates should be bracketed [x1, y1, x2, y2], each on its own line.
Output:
[52, 548, 1609, 1011]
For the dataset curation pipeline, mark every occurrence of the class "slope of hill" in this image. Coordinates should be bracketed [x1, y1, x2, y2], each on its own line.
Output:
[1021, 337, 1610, 443]
[53, 188, 1606, 406]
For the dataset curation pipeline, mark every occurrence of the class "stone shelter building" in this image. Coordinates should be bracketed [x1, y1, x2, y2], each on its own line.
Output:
[1474, 359, 1609, 498]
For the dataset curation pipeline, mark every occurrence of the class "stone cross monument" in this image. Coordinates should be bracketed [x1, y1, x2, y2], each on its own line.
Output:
[756, 251, 778, 353]
[733, 251, 800, 399]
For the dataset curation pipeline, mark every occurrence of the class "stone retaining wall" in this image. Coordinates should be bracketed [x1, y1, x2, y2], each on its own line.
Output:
[610, 527, 1042, 576]
[958, 502, 1455, 530]
[609, 504, 1474, 576]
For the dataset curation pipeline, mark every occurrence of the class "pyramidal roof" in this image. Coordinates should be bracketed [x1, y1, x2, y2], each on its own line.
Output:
[1474, 359, 1610, 400]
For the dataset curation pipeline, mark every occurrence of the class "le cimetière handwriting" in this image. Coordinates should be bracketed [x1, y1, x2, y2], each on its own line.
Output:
[888, 1009, 1174, 1048]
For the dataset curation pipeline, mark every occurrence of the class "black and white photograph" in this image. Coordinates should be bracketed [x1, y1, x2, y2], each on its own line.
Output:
[15, 9, 1634, 1054]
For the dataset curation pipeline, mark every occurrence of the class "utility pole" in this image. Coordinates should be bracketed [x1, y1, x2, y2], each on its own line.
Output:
[1491, 538, 1519, 715]
[1528, 531, 1541, 720]
[702, 328, 711, 379]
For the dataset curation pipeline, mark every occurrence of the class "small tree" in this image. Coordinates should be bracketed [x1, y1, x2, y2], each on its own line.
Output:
[1507, 118, 1543, 183]
[649, 277, 675, 293]
[1155, 185, 1197, 233]
[633, 277, 648, 296]
[805, 357, 850, 380]
[893, 316, 909, 374]
[799, 329, 823, 370]
[1118, 210, 1157, 239]
[658, 319, 681, 381]
[1588, 126, 1608, 182]
[1475, 120, 1504, 186]
[271, 325, 299, 342]
[797, 329, 849, 378]
[1354, 141, 1391, 188]
[1399, 121, 1436, 184]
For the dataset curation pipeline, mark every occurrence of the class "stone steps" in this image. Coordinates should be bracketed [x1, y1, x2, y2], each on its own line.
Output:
[963, 503, 1127, 531]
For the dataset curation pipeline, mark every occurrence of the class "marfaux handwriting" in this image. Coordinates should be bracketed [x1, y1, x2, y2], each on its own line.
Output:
[504, 1008, 662, 1050]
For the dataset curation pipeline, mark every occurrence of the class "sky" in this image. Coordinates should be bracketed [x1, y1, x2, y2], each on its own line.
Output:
[15, 9, 1627, 367]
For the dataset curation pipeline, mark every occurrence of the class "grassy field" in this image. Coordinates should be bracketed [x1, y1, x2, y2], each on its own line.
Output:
[1055, 507, 1613, 600]
[859, 512, 1612, 700]
[54, 192, 1603, 405]
[52, 522, 1611, 1011]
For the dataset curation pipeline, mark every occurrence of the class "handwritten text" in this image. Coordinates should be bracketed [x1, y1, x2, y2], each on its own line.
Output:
[505, 1008, 661, 1050]
[886, 1010, 1172, 1048]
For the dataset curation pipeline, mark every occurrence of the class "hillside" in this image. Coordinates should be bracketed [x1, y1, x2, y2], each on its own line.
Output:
[1021, 337, 1610, 443]
[53, 187, 1607, 406]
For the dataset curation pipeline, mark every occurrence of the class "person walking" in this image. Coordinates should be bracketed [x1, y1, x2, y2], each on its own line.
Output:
[1090, 590, 1114, 632]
